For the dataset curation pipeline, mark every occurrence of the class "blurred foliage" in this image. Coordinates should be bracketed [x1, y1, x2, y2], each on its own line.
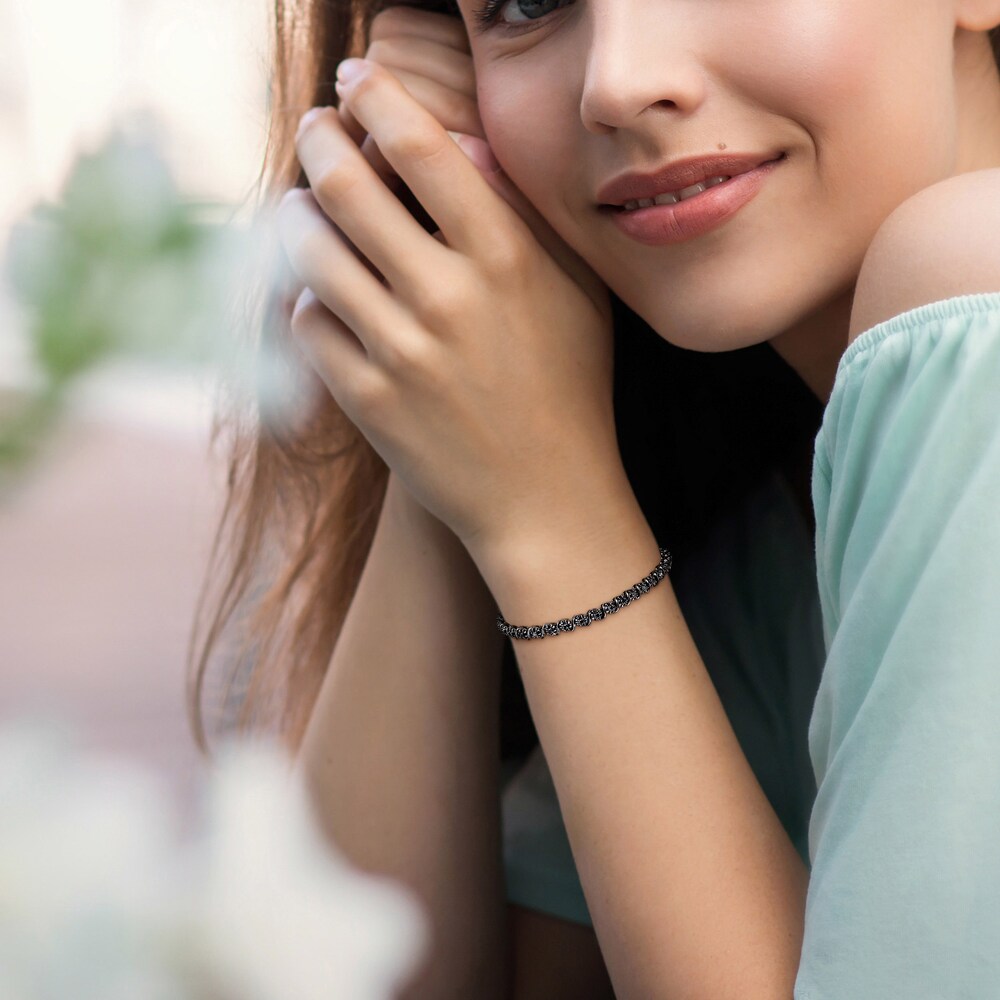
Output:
[1, 124, 287, 487]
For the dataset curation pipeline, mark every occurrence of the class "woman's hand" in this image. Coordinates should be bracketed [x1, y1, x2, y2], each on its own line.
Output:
[277, 7, 480, 318]
[338, 6, 485, 192]
[274, 6, 484, 439]
[276, 58, 617, 567]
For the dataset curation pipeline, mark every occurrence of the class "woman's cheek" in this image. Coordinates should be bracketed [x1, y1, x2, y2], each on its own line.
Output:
[737, 8, 883, 137]
[476, 82, 566, 206]
[476, 78, 538, 173]
[779, 3, 953, 198]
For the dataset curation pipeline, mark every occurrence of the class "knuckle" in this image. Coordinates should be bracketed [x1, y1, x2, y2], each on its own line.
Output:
[481, 234, 528, 278]
[393, 128, 449, 168]
[379, 333, 432, 376]
[412, 276, 467, 326]
[368, 5, 411, 39]
[314, 158, 364, 204]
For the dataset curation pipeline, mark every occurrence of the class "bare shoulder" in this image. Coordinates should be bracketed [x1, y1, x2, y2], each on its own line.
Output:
[847, 168, 1000, 347]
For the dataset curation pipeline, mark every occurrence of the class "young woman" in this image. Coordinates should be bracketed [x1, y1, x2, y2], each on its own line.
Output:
[188, 1, 1000, 996]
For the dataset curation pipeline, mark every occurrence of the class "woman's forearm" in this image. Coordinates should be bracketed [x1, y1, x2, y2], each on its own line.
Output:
[294, 470, 509, 1000]
[468, 474, 809, 1000]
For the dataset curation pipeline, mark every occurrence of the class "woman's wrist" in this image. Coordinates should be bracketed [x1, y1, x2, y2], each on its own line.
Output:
[383, 469, 448, 539]
[467, 476, 657, 629]
[383, 469, 505, 626]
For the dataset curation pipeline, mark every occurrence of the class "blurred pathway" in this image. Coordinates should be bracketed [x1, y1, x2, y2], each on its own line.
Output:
[0, 367, 231, 838]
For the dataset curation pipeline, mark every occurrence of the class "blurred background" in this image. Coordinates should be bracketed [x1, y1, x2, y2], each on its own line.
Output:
[0, 0, 275, 836]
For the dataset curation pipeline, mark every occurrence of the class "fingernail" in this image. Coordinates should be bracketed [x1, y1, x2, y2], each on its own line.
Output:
[297, 107, 324, 136]
[449, 132, 501, 173]
[336, 58, 367, 85]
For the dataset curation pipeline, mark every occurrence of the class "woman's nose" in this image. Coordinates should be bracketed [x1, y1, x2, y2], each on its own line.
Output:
[577, 13, 708, 134]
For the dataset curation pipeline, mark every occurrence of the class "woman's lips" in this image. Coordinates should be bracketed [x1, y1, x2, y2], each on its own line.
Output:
[599, 154, 786, 246]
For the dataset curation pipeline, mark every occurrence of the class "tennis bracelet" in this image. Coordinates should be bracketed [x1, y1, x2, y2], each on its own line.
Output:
[496, 545, 673, 640]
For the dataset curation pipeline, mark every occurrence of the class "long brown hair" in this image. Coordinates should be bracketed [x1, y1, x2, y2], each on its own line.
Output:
[186, 2, 1000, 763]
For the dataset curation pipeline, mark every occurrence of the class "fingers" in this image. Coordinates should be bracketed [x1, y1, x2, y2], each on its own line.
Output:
[294, 102, 457, 303]
[324, 62, 513, 267]
[276, 186, 414, 367]
[346, 59, 487, 193]
[288, 286, 382, 429]
[339, 7, 478, 158]
[365, 64, 484, 138]
[365, 34, 475, 95]
[271, 237, 307, 321]
[368, 5, 471, 54]
[357, 132, 400, 198]
[336, 97, 370, 149]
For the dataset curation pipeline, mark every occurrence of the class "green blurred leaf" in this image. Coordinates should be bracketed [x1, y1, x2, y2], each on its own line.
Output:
[0, 122, 279, 478]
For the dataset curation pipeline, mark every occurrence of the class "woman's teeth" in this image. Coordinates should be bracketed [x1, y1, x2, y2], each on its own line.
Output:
[620, 175, 731, 212]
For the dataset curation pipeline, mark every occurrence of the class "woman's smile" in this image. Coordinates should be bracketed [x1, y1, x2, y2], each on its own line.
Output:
[598, 153, 787, 246]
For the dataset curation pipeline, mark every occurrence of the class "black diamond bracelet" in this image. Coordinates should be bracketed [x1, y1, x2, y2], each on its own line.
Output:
[496, 545, 673, 640]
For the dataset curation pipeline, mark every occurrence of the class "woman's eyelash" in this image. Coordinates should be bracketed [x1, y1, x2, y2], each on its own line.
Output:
[472, 0, 506, 30]
[472, 0, 571, 34]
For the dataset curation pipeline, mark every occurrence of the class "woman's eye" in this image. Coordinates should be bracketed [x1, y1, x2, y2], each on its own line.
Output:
[472, 0, 572, 35]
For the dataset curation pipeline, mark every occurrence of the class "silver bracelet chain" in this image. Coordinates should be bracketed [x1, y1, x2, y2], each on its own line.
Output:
[496, 546, 673, 640]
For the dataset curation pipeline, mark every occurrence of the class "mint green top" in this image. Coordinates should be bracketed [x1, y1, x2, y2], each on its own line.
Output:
[501, 292, 1000, 997]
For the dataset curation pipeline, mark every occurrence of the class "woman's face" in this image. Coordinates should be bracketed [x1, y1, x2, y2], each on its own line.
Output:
[456, 0, 989, 353]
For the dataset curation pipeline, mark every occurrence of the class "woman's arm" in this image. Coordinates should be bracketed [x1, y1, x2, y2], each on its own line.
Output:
[465, 475, 810, 1000]
[294, 469, 509, 1000]
[283, 42, 805, 995]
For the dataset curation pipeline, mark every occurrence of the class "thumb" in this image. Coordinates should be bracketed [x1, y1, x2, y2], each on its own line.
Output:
[446, 131, 609, 319]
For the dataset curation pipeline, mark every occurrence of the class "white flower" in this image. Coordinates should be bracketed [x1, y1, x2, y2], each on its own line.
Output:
[0, 714, 194, 1000]
[195, 735, 430, 1000]
[0, 716, 430, 1000]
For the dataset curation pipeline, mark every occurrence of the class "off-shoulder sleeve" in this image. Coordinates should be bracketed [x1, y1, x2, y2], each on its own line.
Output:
[799, 292, 1000, 999]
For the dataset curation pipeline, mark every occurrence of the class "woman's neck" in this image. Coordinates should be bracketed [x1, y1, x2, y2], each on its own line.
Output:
[768, 286, 854, 405]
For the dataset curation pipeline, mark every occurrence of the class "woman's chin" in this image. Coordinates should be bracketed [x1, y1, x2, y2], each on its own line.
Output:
[608, 292, 778, 353]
